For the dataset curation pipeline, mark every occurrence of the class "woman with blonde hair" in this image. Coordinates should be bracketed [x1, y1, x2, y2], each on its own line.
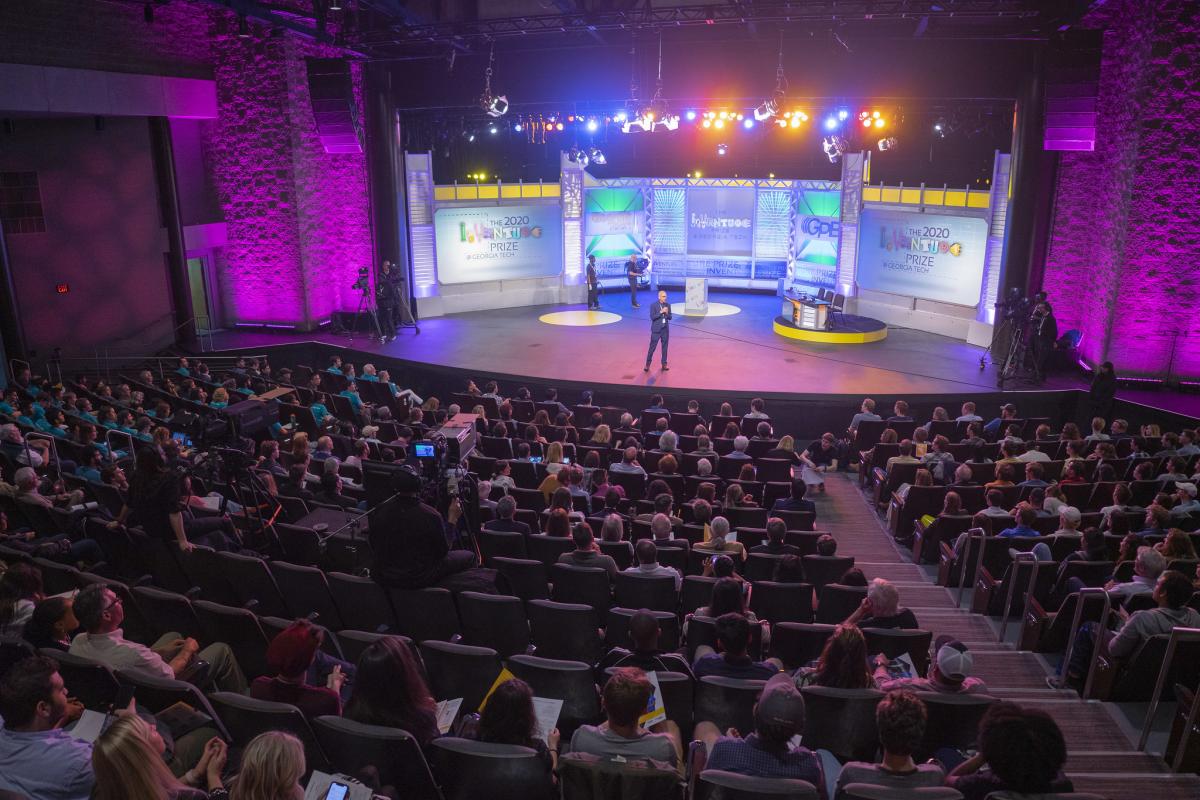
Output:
[543, 441, 566, 475]
[590, 424, 612, 445]
[290, 432, 310, 462]
[210, 387, 230, 409]
[227, 731, 306, 800]
[93, 714, 226, 799]
[765, 434, 803, 465]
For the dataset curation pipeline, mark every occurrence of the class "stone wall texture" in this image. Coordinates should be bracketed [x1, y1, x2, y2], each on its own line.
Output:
[1042, 0, 1200, 379]
[0, 1, 371, 330]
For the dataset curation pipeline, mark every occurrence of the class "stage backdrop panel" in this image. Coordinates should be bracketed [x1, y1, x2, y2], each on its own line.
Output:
[855, 208, 988, 307]
[434, 204, 563, 285]
[687, 187, 755, 257]
[793, 188, 842, 294]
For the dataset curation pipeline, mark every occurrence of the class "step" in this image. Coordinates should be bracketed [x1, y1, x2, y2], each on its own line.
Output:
[857, 562, 925, 581]
[966, 650, 1055, 691]
[1065, 750, 1173, 774]
[1066, 773, 1200, 800]
[991, 698, 1135, 752]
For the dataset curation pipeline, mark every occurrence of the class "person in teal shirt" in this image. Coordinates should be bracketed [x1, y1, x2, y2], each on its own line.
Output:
[209, 387, 230, 410]
[326, 355, 344, 375]
[0, 390, 18, 416]
[339, 384, 364, 414]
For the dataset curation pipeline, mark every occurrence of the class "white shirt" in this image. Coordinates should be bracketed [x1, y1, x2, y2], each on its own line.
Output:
[956, 414, 983, 422]
[624, 562, 682, 591]
[1017, 449, 1051, 462]
[69, 629, 174, 680]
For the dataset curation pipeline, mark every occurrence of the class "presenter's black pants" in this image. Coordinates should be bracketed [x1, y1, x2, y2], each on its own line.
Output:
[378, 303, 396, 334]
[645, 327, 669, 367]
[587, 285, 599, 309]
[628, 277, 639, 306]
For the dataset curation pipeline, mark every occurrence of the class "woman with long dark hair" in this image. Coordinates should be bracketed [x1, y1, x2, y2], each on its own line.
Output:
[109, 447, 234, 552]
[794, 624, 878, 689]
[345, 637, 439, 747]
[473, 679, 558, 771]
[0, 563, 44, 638]
[22, 595, 78, 651]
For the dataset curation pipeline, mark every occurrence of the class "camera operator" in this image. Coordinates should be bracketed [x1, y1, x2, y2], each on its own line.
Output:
[1032, 301, 1058, 383]
[369, 465, 481, 590]
[376, 260, 403, 342]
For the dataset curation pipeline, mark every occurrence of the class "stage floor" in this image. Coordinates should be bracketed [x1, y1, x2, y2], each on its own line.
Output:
[211, 290, 1103, 399]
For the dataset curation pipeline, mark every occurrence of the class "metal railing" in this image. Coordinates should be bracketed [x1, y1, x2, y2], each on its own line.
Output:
[957, 528, 987, 608]
[22, 431, 61, 483]
[1048, 587, 1111, 697]
[1137, 626, 1200, 770]
[104, 429, 136, 461]
[1000, 551, 1040, 642]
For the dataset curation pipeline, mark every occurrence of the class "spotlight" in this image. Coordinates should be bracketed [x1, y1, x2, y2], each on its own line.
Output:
[877, 137, 898, 151]
[824, 116, 839, 131]
[555, 122, 563, 131]
[329, 0, 342, 9]
[743, 118, 754, 129]
[685, 110, 697, 121]
[586, 119, 599, 132]
[736, 113, 744, 121]
[467, 133, 475, 143]
[615, 111, 627, 122]
[514, 123, 523, 132]
[588, 147, 606, 165]
[488, 125, 498, 135]
[822, 135, 847, 164]
[872, 110, 881, 119]
[694, 170, 702, 178]
[789, 116, 802, 128]
[479, 43, 509, 117]
[716, 143, 728, 156]
[859, 111, 872, 127]
[237, 15, 250, 37]
[567, 115, 575, 122]
[933, 118, 946, 138]
[719, 111, 729, 120]
[714, 119, 725, 129]
[874, 117, 885, 128]
[702, 119, 712, 129]
[837, 109, 849, 121]
[567, 146, 589, 167]
[754, 97, 780, 122]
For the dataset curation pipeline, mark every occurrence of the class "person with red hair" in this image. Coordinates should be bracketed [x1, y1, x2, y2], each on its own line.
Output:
[249, 620, 346, 720]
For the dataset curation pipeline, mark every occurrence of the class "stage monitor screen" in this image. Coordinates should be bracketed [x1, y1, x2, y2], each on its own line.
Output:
[855, 208, 988, 307]
[584, 187, 644, 259]
[434, 203, 563, 284]
[686, 187, 755, 257]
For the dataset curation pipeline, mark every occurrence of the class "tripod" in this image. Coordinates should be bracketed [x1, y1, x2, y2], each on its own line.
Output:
[381, 280, 420, 337]
[349, 286, 384, 342]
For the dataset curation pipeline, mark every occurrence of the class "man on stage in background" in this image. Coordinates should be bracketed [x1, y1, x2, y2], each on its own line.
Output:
[626, 254, 641, 308]
[586, 254, 600, 310]
[1032, 301, 1057, 383]
[644, 290, 671, 373]
[376, 260, 403, 342]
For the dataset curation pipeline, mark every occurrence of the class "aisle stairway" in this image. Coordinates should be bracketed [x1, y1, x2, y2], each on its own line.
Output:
[814, 473, 1200, 800]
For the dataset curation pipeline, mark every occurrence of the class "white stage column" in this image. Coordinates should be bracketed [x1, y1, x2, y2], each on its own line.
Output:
[685, 277, 709, 314]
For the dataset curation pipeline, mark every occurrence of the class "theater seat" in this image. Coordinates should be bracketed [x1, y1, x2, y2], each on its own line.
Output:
[208, 691, 329, 773]
[799, 686, 884, 763]
[697, 769, 817, 799]
[839, 785, 963, 800]
[312, 716, 441, 800]
[506, 654, 602, 740]
[557, 754, 682, 799]
[912, 692, 997, 762]
[695, 676, 767, 736]
[418, 640, 503, 714]
[430, 738, 555, 800]
[527, 599, 603, 663]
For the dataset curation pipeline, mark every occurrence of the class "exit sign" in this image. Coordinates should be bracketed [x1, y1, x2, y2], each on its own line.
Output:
[55, 283, 69, 294]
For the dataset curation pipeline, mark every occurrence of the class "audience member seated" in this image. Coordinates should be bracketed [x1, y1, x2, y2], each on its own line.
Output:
[557, 521, 619, 578]
[218, 731, 305, 800]
[69, 584, 248, 693]
[834, 690, 946, 799]
[848, 398, 882, 436]
[772, 478, 816, 515]
[0, 655, 94, 800]
[597, 610, 694, 677]
[344, 637, 439, 748]
[91, 713, 226, 799]
[611, 447, 646, 475]
[624, 537, 683, 590]
[636, 493, 684, 527]
[249, 619, 346, 719]
[801, 433, 838, 492]
[750, 518, 801, 556]
[484, 495, 531, 535]
[22, 595, 78, 652]
[692, 613, 781, 680]
[794, 624, 878, 689]
[469, 678, 558, 772]
[996, 506, 1039, 539]
[568, 668, 682, 769]
[370, 465, 480, 590]
[1156, 529, 1198, 561]
[696, 672, 826, 793]
[876, 636, 987, 694]
[845, 579, 919, 630]
[0, 562, 45, 638]
[694, 516, 746, 562]
[945, 702, 1072, 800]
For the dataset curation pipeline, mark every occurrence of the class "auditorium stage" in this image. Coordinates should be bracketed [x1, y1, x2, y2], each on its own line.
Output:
[212, 290, 1089, 398]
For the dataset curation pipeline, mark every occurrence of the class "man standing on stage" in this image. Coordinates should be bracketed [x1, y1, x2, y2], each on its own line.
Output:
[586, 254, 600, 310]
[376, 260, 403, 342]
[644, 290, 671, 372]
[626, 254, 641, 308]
[1032, 301, 1058, 383]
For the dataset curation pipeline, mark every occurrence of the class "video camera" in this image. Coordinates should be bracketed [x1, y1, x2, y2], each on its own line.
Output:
[351, 267, 370, 292]
[997, 287, 1033, 323]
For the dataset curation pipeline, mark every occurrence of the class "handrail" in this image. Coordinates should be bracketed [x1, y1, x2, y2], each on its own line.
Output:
[23, 431, 61, 483]
[1049, 587, 1111, 692]
[1000, 552, 1039, 642]
[1136, 626, 1200, 762]
[104, 429, 136, 463]
[957, 528, 986, 608]
[6, 358, 29, 384]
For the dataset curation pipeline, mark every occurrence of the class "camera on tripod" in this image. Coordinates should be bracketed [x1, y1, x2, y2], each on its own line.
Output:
[351, 267, 370, 292]
[997, 286, 1033, 323]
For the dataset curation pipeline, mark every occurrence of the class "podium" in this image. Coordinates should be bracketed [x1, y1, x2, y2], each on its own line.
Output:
[684, 278, 709, 315]
[783, 291, 830, 330]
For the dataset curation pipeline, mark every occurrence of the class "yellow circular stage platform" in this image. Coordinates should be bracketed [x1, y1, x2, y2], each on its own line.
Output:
[668, 302, 742, 318]
[772, 315, 888, 344]
[538, 310, 623, 327]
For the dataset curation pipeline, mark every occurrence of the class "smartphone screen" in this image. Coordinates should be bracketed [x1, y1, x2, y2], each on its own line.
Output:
[324, 783, 350, 800]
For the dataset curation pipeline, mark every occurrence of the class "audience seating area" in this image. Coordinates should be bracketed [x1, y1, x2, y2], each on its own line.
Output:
[2, 354, 1200, 800]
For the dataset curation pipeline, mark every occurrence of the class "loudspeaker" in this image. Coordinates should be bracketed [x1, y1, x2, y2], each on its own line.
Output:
[307, 58, 363, 154]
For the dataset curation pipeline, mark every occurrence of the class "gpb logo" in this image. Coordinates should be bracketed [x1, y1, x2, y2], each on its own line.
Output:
[801, 217, 841, 237]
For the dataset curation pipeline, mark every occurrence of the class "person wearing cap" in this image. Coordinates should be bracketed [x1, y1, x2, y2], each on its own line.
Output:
[249, 619, 348, 719]
[369, 465, 478, 589]
[874, 637, 988, 695]
[1169, 482, 1199, 517]
[695, 672, 826, 793]
[982, 403, 1017, 440]
[1051, 504, 1082, 537]
[835, 691, 947, 797]
[596, 610, 694, 679]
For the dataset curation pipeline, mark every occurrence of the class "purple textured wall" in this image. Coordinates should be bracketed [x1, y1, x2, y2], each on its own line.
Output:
[1042, 0, 1200, 379]
[1, 1, 372, 332]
